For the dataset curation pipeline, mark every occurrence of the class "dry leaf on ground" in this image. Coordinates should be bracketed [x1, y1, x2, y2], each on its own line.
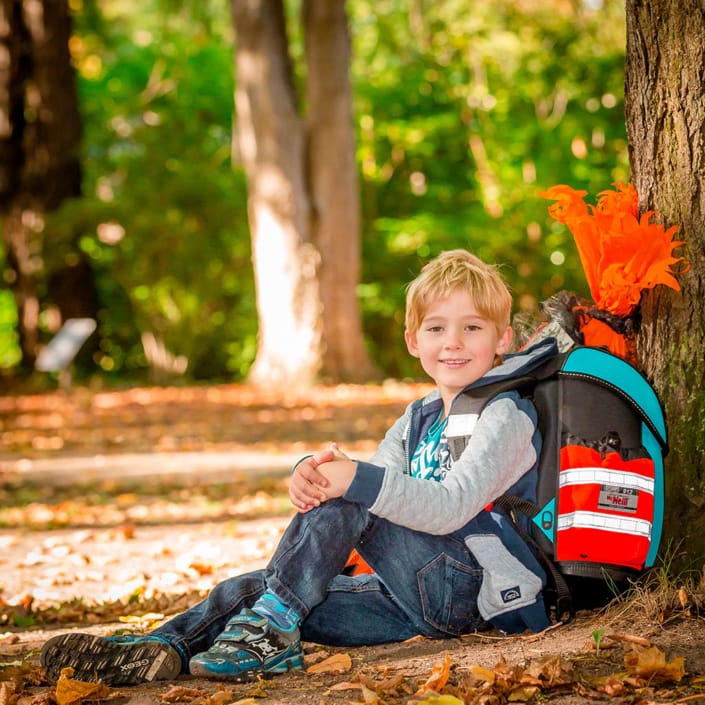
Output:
[55, 668, 111, 705]
[306, 652, 352, 675]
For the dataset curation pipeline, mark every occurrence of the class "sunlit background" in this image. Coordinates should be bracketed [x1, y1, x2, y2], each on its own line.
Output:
[0, 0, 628, 382]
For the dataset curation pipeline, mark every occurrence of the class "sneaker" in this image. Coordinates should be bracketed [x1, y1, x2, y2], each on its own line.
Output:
[40, 632, 182, 686]
[189, 609, 303, 681]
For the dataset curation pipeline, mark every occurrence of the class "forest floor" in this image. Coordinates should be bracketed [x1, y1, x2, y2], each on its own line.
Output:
[1, 380, 705, 705]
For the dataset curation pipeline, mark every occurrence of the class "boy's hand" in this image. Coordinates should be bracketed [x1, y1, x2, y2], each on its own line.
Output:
[328, 442, 350, 461]
[318, 459, 357, 499]
[289, 447, 334, 513]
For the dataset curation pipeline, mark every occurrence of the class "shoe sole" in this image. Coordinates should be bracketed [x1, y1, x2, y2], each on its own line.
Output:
[40, 633, 182, 686]
[189, 653, 304, 682]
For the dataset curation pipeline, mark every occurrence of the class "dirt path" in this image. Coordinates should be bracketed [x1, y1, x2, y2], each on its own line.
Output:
[4, 601, 705, 705]
[4, 501, 705, 705]
[2, 382, 705, 703]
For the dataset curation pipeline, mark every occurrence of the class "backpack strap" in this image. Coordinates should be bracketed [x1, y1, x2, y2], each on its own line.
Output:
[446, 351, 574, 621]
[493, 494, 574, 622]
[446, 363, 561, 463]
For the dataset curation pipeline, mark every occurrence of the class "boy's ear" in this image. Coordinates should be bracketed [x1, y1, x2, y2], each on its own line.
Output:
[405, 329, 420, 358]
[495, 326, 513, 355]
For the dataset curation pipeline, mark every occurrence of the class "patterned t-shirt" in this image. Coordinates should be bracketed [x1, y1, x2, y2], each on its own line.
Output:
[409, 410, 452, 481]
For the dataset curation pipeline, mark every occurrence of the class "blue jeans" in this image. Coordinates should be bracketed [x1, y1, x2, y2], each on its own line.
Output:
[154, 499, 486, 671]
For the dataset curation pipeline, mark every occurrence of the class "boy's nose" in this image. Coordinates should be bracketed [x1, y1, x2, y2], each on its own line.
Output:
[443, 331, 463, 348]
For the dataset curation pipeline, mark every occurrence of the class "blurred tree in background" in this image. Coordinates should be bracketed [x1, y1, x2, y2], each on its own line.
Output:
[43, 0, 253, 382]
[0, 0, 629, 385]
[0, 0, 89, 372]
[231, 0, 377, 388]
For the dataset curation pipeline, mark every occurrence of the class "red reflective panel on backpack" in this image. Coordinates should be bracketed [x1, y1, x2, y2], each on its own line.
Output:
[556, 445, 655, 571]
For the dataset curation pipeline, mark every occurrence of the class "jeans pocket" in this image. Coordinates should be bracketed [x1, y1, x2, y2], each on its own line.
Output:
[417, 553, 483, 635]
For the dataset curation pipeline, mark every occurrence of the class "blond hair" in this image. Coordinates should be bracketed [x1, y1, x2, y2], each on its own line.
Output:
[405, 249, 512, 336]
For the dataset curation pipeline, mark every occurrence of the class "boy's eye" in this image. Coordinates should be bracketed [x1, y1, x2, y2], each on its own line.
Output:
[426, 325, 444, 333]
[466, 324, 482, 332]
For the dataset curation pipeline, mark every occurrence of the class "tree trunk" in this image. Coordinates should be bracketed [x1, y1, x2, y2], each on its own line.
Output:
[232, 0, 378, 388]
[232, 0, 322, 389]
[625, 0, 705, 570]
[0, 0, 86, 371]
[303, 0, 377, 382]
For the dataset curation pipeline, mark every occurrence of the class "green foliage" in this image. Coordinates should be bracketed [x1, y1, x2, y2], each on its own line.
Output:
[0, 289, 21, 369]
[2, 0, 629, 383]
[351, 0, 628, 377]
[43, 0, 255, 380]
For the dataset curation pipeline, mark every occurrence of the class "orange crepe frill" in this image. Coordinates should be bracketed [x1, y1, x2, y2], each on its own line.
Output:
[577, 315, 636, 365]
[539, 183, 687, 318]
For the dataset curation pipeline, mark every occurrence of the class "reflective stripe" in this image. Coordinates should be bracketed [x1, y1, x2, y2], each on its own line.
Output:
[559, 467, 654, 494]
[445, 412, 479, 438]
[557, 511, 652, 538]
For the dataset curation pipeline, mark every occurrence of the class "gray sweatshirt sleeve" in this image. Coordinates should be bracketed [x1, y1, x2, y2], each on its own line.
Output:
[343, 393, 538, 535]
[366, 407, 412, 475]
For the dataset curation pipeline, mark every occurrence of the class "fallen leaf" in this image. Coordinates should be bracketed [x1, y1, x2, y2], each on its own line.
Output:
[360, 683, 379, 704]
[467, 664, 496, 686]
[18, 693, 54, 705]
[55, 668, 111, 705]
[189, 563, 214, 576]
[508, 685, 540, 701]
[303, 649, 330, 666]
[0, 661, 39, 682]
[624, 646, 685, 683]
[328, 681, 362, 692]
[160, 685, 206, 702]
[415, 652, 451, 695]
[402, 635, 427, 644]
[678, 587, 689, 608]
[0, 682, 14, 705]
[208, 688, 235, 704]
[306, 652, 352, 674]
[244, 676, 268, 699]
[522, 654, 573, 687]
[119, 523, 136, 540]
[356, 671, 405, 694]
[599, 676, 628, 696]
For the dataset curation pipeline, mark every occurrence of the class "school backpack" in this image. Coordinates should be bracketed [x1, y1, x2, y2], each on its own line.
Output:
[446, 340, 669, 621]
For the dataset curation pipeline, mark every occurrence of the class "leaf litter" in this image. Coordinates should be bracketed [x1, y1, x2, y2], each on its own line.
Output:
[2, 382, 705, 704]
[0, 632, 698, 705]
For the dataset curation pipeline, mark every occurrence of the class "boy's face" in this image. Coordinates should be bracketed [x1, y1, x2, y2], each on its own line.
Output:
[405, 289, 512, 412]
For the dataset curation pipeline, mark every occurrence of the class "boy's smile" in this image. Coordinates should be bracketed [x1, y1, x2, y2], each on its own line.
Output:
[405, 289, 512, 414]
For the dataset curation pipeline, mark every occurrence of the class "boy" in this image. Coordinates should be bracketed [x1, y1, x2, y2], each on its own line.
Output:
[41, 249, 556, 686]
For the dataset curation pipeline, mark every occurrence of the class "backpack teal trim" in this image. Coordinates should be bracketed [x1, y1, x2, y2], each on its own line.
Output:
[642, 423, 664, 568]
[533, 497, 555, 543]
[562, 346, 667, 570]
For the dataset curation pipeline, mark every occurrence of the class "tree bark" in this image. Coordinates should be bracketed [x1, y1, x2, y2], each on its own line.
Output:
[0, 0, 86, 370]
[232, 0, 322, 389]
[625, 0, 705, 570]
[303, 0, 377, 382]
[232, 0, 377, 388]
